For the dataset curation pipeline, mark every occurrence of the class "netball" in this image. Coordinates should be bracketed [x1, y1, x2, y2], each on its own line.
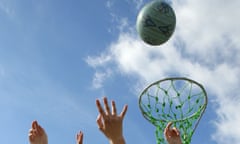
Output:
[136, 1, 176, 46]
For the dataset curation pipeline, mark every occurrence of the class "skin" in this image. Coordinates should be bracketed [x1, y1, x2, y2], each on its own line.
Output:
[29, 121, 84, 144]
[28, 121, 48, 144]
[96, 97, 128, 144]
[29, 97, 127, 144]
[164, 122, 182, 144]
[28, 100, 182, 144]
[76, 131, 83, 144]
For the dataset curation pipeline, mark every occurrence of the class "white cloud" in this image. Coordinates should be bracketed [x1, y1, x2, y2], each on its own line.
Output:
[92, 69, 113, 89]
[213, 97, 240, 144]
[86, 54, 114, 89]
[106, 0, 144, 11]
[86, 54, 112, 68]
[87, 0, 240, 143]
[174, 0, 240, 65]
[0, 1, 15, 18]
[128, 0, 144, 10]
[105, 0, 114, 9]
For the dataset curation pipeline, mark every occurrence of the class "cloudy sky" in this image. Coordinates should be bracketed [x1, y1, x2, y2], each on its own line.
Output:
[0, 0, 239, 144]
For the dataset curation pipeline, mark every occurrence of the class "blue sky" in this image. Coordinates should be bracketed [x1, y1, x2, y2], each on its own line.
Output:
[0, 0, 240, 144]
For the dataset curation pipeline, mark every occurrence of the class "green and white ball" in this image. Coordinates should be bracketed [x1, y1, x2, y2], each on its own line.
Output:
[136, 0, 176, 46]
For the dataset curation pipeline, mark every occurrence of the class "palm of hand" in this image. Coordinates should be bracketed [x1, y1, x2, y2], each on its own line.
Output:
[96, 97, 128, 143]
[98, 114, 123, 140]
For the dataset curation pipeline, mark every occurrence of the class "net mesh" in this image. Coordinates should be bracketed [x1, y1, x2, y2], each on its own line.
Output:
[139, 77, 207, 144]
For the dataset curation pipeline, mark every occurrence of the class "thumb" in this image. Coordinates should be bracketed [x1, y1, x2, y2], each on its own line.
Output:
[96, 114, 105, 132]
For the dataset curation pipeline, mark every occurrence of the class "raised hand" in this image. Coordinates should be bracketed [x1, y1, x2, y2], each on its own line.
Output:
[76, 131, 83, 144]
[164, 122, 182, 144]
[96, 97, 128, 144]
[28, 121, 48, 144]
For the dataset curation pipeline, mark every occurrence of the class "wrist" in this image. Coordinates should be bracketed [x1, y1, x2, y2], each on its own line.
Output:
[109, 136, 125, 144]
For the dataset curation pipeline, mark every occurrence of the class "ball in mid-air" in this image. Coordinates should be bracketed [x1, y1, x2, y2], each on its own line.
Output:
[136, 0, 176, 46]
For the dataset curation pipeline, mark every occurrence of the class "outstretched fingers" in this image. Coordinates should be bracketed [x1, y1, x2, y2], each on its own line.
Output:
[111, 100, 117, 116]
[76, 131, 83, 144]
[32, 121, 38, 130]
[164, 122, 182, 144]
[95, 96, 128, 143]
[166, 122, 173, 130]
[103, 97, 111, 116]
[28, 120, 48, 144]
[164, 122, 173, 137]
[37, 124, 44, 135]
[119, 105, 128, 119]
[96, 97, 117, 117]
[172, 127, 180, 136]
[29, 121, 39, 139]
[96, 97, 128, 119]
[96, 114, 105, 132]
[29, 129, 35, 141]
[165, 122, 180, 137]
[96, 99, 107, 118]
